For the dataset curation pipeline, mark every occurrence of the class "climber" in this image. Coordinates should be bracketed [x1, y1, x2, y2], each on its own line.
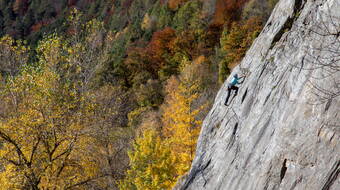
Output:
[224, 73, 244, 106]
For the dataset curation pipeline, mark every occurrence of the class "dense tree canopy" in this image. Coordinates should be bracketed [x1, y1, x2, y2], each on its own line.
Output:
[0, 36, 100, 189]
[0, 0, 279, 189]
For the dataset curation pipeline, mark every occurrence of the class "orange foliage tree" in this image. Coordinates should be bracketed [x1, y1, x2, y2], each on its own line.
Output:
[168, 0, 189, 10]
[147, 27, 177, 71]
[125, 44, 154, 81]
[212, 0, 249, 27]
[125, 27, 177, 82]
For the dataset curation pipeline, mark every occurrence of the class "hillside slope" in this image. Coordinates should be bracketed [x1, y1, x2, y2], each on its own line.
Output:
[175, 0, 340, 189]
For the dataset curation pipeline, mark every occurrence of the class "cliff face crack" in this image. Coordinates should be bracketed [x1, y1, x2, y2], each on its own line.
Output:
[202, 159, 211, 187]
[264, 91, 272, 105]
[321, 160, 340, 190]
[232, 123, 238, 135]
[226, 123, 239, 150]
[280, 159, 288, 182]
[289, 176, 303, 190]
[324, 98, 332, 112]
[270, 0, 305, 49]
[259, 63, 267, 79]
[179, 158, 212, 190]
[241, 88, 248, 104]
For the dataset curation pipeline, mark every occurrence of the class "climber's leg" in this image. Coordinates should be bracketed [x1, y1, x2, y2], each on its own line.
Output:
[231, 86, 239, 97]
[224, 87, 231, 105]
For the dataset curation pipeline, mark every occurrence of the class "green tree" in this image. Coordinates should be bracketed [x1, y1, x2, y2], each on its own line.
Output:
[149, 1, 173, 30]
[0, 12, 5, 36]
[2, 3, 15, 32]
[22, 9, 35, 36]
[172, 0, 202, 32]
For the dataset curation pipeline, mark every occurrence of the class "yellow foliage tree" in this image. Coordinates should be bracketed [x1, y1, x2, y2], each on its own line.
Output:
[118, 129, 178, 190]
[162, 60, 206, 176]
[0, 36, 101, 189]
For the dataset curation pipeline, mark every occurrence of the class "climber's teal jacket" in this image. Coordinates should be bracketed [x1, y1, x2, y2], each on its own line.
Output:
[229, 76, 240, 86]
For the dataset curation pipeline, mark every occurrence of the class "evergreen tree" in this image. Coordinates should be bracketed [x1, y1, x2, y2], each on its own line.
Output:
[15, 16, 25, 37]
[22, 9, 35, 36]
[0, 12, 5, 36]
[172, 0, 202, 32]
[3, 3, 15, 29]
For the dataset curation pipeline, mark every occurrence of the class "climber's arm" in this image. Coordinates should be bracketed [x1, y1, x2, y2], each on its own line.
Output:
[238, 76, 246, 84]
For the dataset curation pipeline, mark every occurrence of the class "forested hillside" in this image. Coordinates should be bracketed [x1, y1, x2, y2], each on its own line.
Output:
[0, 0, 278, 189]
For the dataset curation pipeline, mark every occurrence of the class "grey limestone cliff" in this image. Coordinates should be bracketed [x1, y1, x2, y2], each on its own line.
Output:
[175, 0, 340, 190]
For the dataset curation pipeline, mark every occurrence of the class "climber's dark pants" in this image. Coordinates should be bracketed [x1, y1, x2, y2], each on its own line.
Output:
[224, 85, 239, 105]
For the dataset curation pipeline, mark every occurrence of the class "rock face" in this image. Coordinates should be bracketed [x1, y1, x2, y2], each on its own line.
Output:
[174, 0, 340, 190]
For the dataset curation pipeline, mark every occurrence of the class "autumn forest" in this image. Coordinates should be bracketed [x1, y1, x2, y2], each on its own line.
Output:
[0, 0, 278, 189]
